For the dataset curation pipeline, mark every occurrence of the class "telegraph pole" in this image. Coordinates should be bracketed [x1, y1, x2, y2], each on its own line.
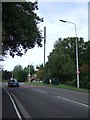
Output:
[44, 26, 46, 66]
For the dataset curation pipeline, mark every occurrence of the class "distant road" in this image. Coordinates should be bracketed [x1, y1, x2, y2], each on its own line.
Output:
[2, 83, 89, 119]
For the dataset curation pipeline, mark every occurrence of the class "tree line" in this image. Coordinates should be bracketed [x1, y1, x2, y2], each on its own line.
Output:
[44, 37, 89, 89]
[2, 64, 44, 82]
[2, 37, 89, 89]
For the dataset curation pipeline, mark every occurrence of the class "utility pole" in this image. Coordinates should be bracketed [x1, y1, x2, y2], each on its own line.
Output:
[44, 26, 46, 66]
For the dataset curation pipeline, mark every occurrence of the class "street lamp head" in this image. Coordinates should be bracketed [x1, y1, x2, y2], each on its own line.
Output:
[60, 19, 67, 22]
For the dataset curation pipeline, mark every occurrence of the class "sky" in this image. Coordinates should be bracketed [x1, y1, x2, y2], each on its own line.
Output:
[2, 1, 88, 71]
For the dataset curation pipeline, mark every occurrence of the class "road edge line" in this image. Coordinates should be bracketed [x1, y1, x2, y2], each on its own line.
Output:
[10, 90, 32, 119]
[3, 87, 22, 119]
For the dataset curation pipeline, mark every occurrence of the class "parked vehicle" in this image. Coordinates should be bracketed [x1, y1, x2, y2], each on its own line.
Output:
[8, 79, 19, 87]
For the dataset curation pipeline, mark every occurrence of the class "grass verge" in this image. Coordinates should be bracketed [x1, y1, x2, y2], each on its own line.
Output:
[25, 82, 90, 93]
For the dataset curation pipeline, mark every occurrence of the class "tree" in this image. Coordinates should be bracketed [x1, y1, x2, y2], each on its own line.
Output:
[2, 2, 43, 57]
[36, 64, 43, 70]
[36, 69, 45, 81]
[13, 65, 27, 82]
[79, 64, 89, 88]
[45, 38, 76, 80]
[44, 37, 89, 88]
[25, 65, 35, 76]
[2, 70, 12, 81]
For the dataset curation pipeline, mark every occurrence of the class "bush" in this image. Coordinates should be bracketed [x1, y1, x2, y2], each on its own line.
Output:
[80, 75, 89, 89]
[64, 79, 76, 87]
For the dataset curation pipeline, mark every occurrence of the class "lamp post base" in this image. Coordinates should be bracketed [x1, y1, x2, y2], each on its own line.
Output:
[28, 74, 30, 83]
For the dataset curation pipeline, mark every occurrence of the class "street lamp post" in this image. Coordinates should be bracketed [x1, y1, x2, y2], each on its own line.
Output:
[12, 70, 13, 79]
[60, 19, 80, 88]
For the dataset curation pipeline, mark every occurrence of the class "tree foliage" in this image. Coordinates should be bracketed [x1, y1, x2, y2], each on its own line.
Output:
[13, 64, 35, 81]
[24, 64, 35, 76]
[13, 65, 25, 81]
[36, 69, 45, 80]
[2, 2, 43, 57]
[36, 64, 43, 70]
[36, 64, 45, 81]
[2, 70, 12, 81]
[44, 37, 89, 88]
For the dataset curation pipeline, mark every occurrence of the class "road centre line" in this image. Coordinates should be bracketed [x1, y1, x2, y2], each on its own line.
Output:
[21, 85, 36, 88]
[20, 85, 29, 88]
[33, 88, 89, 108]
[33, 88, 47, 94]
[3, 87, 22, 120]
[57, 95, 89, 108]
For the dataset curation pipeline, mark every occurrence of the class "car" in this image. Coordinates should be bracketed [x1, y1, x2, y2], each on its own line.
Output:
[8, 79, 19, 87]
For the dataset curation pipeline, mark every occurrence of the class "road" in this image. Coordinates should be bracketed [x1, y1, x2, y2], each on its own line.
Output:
[2, 88, 19, 119]
[2, 83, 89, 119]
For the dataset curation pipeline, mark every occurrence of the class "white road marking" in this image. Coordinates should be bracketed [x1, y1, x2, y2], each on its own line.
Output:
[33, 88, 89, 108]
[3, 87, 22, 120]
[20, 85, 29, 88]
[10, 91, 32, 119]
[57, 95, 89, 108]
[33, 88, 47, 94]
[20, 85, 36, 88]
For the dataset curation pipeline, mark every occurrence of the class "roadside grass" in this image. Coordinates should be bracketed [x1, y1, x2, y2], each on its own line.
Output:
[25, 81, 90, 93]
[2, 79, 89, 93]
[0, 80, 2, 82]
[1, 80, 7, 82]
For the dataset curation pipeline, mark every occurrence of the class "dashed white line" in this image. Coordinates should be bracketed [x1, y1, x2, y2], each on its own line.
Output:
[33, 88, 47, 94]
[33, 88, 89, 108]
[57, 95, 89, 108]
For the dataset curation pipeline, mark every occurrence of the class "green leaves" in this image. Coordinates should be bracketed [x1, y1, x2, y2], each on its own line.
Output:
[44, 37, 89, 88]
[13, 64, 35, 82]
[46, 37, 76, 77]
[2, 2, 43, 57]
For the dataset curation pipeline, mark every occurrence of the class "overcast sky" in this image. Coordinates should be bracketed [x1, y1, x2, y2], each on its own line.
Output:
[2, 1, 88, 71]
